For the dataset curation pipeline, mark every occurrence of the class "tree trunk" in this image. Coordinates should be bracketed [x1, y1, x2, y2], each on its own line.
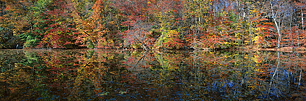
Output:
[270, 0, 281, 48]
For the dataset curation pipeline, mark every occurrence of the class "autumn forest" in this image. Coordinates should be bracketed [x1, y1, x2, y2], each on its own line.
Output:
[0, 0, 306, 50]
[1, 0, 306, 100]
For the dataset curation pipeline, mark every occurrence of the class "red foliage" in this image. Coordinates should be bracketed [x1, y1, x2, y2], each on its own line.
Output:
[35, 0, 76, 48]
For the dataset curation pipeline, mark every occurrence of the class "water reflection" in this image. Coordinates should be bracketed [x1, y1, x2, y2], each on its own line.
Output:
[0, 49, 305, 100]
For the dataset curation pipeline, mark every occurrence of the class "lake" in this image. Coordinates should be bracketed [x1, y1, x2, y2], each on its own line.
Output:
[0, 49, 305, 100]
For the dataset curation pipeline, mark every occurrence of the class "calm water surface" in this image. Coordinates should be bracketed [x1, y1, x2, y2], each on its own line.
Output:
[0, 49, 305, 100]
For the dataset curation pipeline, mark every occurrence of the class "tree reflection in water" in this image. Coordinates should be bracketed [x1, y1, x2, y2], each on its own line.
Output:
[0, 49, 305, 100]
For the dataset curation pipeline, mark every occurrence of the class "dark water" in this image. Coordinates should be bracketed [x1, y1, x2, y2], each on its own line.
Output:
[0, 49, 305, 100]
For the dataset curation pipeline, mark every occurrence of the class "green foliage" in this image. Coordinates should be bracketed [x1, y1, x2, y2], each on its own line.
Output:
[86, 40, 95, 49]
[23, 35, 39, 48]
[37, 0, 52, 8]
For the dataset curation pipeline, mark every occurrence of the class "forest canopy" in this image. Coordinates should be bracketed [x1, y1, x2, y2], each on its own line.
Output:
[0, 0, 305, 50]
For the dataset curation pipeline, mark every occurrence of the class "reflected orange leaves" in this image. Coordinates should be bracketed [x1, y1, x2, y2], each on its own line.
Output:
[0, 49, 305, 100]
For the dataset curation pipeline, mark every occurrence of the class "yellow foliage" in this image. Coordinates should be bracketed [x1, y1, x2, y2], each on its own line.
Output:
[252, 36, 262, 44]
[251, 54, 262, 63]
